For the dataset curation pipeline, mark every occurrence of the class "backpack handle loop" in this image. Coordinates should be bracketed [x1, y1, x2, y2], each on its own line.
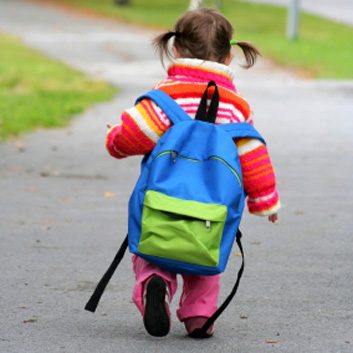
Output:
[195, 81, 219, 124]
[221, 122, 266, 144]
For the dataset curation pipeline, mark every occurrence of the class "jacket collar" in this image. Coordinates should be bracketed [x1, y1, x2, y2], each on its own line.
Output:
[167, 58, 236, 91]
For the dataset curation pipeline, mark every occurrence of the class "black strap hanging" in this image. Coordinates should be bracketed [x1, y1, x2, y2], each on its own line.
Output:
[188, 230, 245, 339]
[85, 230, 245, 330]
[85, 235, 128, 313]
[195, 81, 219, 124]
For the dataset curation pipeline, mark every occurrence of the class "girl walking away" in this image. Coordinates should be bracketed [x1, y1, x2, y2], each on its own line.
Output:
[105, 8, 280, 338]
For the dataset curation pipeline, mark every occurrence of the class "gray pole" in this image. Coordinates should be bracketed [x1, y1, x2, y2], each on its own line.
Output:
[287, 0, 300, 40]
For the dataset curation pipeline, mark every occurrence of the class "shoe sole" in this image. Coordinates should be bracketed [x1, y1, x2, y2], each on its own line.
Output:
[143, 276, 170, 337]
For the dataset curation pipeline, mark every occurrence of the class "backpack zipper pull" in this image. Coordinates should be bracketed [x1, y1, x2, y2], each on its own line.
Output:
[171, 151, 177, 163]
[205, 220, 211, 231]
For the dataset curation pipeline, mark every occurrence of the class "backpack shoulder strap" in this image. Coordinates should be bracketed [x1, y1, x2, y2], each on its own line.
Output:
[135, 90, 191, 125]
[220, 122, 266, 144]
[85, 235, 128, 313]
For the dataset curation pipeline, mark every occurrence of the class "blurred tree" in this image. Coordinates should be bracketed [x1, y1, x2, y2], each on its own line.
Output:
[189, 0, 203, 10]
[114, 0, 130, 5]
[189, 0, 222, 10]
[215, 0, 223, 9]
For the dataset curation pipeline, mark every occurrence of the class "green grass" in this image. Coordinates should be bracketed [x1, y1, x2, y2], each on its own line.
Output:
[50, 0, 353, 78]
[0, 33, 116, 140]
[223, 1, 353, 79]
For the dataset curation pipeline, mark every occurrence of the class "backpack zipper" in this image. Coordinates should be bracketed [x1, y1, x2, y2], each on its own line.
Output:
[154, 150, 199, 163]
[164, 211, 212, 232]
[154, 151, 242, 186]
[209, 156, 242, 187]
[171, 151, 177, 163]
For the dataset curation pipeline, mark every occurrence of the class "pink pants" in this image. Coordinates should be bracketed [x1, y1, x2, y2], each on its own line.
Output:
[132, 255, 220, 322]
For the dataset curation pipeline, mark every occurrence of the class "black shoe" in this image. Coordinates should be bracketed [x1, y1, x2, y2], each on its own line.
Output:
[143, 276, 170, 337]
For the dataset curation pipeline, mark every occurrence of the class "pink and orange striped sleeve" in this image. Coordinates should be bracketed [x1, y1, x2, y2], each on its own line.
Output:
[106, 98, 170, 159]
[236, 138, 280, 216]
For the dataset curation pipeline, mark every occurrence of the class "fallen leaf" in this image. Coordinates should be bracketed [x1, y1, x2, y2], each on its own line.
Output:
[26, 186, 39, 193]
[60, 196, 73, 203]
[40, 171, 59, 178]
[266, 340, 279, 344]
[23, 317, 37, 324]
[15, 141, 26, 152]
[235, 252, 241, 257]
[104, 191, 115, 198]
[5, 164, 23, 173]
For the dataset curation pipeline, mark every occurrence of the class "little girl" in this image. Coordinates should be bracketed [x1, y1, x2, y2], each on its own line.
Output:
[106, 8, 280, 338]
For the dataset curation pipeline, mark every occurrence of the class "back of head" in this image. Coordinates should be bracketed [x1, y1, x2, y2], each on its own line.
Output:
[174, 8, 232, 63]
[154, 8, 260, 68]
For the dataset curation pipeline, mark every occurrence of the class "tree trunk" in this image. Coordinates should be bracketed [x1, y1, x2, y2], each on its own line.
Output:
[114, 0, 130, 6]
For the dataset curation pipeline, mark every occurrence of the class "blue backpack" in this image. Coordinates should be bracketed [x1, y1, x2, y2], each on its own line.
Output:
[85, 82, 265, 335]
[128, 82, 264, 275]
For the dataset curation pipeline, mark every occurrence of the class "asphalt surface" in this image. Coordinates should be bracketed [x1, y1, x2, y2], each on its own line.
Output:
[0, 1, 352, 352]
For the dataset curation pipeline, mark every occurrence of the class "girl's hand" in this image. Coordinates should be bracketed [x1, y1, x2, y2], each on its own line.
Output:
[268, 213, 279, 224]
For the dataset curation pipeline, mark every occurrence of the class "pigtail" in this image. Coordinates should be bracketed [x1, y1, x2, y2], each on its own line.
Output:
[153, 31, 179, 67]
[236, 41, 261, 68]
[153, 9, 259, 66]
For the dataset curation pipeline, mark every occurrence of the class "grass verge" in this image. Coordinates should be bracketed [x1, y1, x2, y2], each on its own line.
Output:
[41, 0, 353, 79]
[0, 32, 116, 140]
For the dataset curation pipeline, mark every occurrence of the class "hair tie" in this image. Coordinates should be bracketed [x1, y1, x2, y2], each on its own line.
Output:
[170, 31, 182, 38]
[230, 39, 237, 46]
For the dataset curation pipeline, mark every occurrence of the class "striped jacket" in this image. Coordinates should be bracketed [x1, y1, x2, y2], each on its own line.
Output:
[106, 58, 280, 216]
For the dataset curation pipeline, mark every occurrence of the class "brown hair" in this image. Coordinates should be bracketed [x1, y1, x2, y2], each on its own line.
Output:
[153, 8, 260, 68]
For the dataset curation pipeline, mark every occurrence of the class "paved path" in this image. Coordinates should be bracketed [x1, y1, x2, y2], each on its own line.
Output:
[0, 1, 353, 353]
[247, 0, 353, 26]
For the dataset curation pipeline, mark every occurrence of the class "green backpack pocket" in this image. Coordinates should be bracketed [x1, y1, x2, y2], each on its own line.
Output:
[138, 190, 227, 267]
